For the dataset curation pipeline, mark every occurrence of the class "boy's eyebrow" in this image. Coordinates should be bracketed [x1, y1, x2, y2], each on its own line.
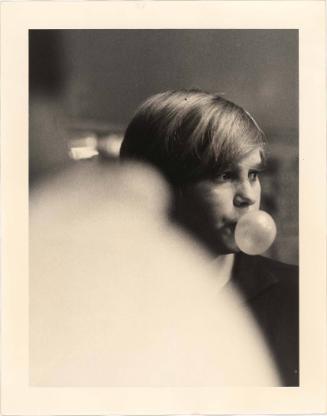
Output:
[230, 160, 266, 174]
[249, 161, 265, 170]
[210, 159, 265, 177]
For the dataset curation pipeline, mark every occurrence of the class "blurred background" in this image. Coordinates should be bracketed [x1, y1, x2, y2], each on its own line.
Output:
[29, 29, 298, 265]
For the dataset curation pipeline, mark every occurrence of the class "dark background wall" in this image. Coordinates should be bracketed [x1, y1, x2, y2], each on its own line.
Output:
[61, 30, 298, 129]
[29, 29, 298, 264]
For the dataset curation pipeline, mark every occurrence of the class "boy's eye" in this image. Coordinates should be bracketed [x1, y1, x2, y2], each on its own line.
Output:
[215, 171, 233, 182]
[248, 170, 260, 181]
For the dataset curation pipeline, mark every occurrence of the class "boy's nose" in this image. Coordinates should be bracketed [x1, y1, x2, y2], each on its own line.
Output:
[233, 181, 257, 208]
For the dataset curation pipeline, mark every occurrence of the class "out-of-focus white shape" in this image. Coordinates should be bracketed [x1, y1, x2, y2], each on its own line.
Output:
[69, 147, 99, 160]
[235, 210, 277, 255]
[30, 162, 280, 387]
[69, 133, 98, 149]
[114, 161, 171, 217]
[68, 133, 98, 160]
[97, 133, 123, 158]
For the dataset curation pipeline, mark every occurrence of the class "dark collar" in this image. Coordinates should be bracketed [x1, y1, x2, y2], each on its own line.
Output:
[230, 253, 279, 302]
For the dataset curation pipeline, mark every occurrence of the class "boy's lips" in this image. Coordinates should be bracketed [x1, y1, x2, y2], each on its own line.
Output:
[220, 221, 237, 235]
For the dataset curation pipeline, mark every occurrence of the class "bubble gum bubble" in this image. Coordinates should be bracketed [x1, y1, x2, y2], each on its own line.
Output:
[235, 210, 277, 255]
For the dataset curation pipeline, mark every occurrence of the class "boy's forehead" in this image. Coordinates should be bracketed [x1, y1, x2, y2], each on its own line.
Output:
[239, 148, 262, 165]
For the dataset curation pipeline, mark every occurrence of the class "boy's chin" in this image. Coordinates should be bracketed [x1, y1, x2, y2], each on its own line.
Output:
[215, 236, 240, 255]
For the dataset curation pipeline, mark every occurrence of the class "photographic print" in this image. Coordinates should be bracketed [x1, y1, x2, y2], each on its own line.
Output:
[29, 28, 299, 387]
[1, 1, 326, 415]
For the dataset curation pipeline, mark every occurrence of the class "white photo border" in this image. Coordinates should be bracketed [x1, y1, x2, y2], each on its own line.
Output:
[1, 1, 326, 414]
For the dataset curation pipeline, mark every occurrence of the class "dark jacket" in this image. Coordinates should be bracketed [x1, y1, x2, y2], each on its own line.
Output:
[231, 253, 299, 386]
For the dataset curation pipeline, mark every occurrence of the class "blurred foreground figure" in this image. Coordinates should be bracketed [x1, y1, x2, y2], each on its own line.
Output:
[30, 162, 279, 386]
[120, 90, 299, 385]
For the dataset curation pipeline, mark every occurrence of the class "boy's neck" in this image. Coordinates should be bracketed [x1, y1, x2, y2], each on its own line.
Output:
[211, 253, 235, 287]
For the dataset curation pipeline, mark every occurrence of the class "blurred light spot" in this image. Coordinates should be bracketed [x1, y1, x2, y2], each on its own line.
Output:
[68, 133, 98, 160]
[69, 147, 99, 160]
[97, 133, 123, 158]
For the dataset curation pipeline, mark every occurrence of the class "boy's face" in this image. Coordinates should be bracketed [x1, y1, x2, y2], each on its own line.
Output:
[182, 148, 262, 254]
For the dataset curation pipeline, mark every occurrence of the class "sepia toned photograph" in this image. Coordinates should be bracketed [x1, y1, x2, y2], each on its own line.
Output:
[29, 28, 299, 387]
[1, 2, 326, 415]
